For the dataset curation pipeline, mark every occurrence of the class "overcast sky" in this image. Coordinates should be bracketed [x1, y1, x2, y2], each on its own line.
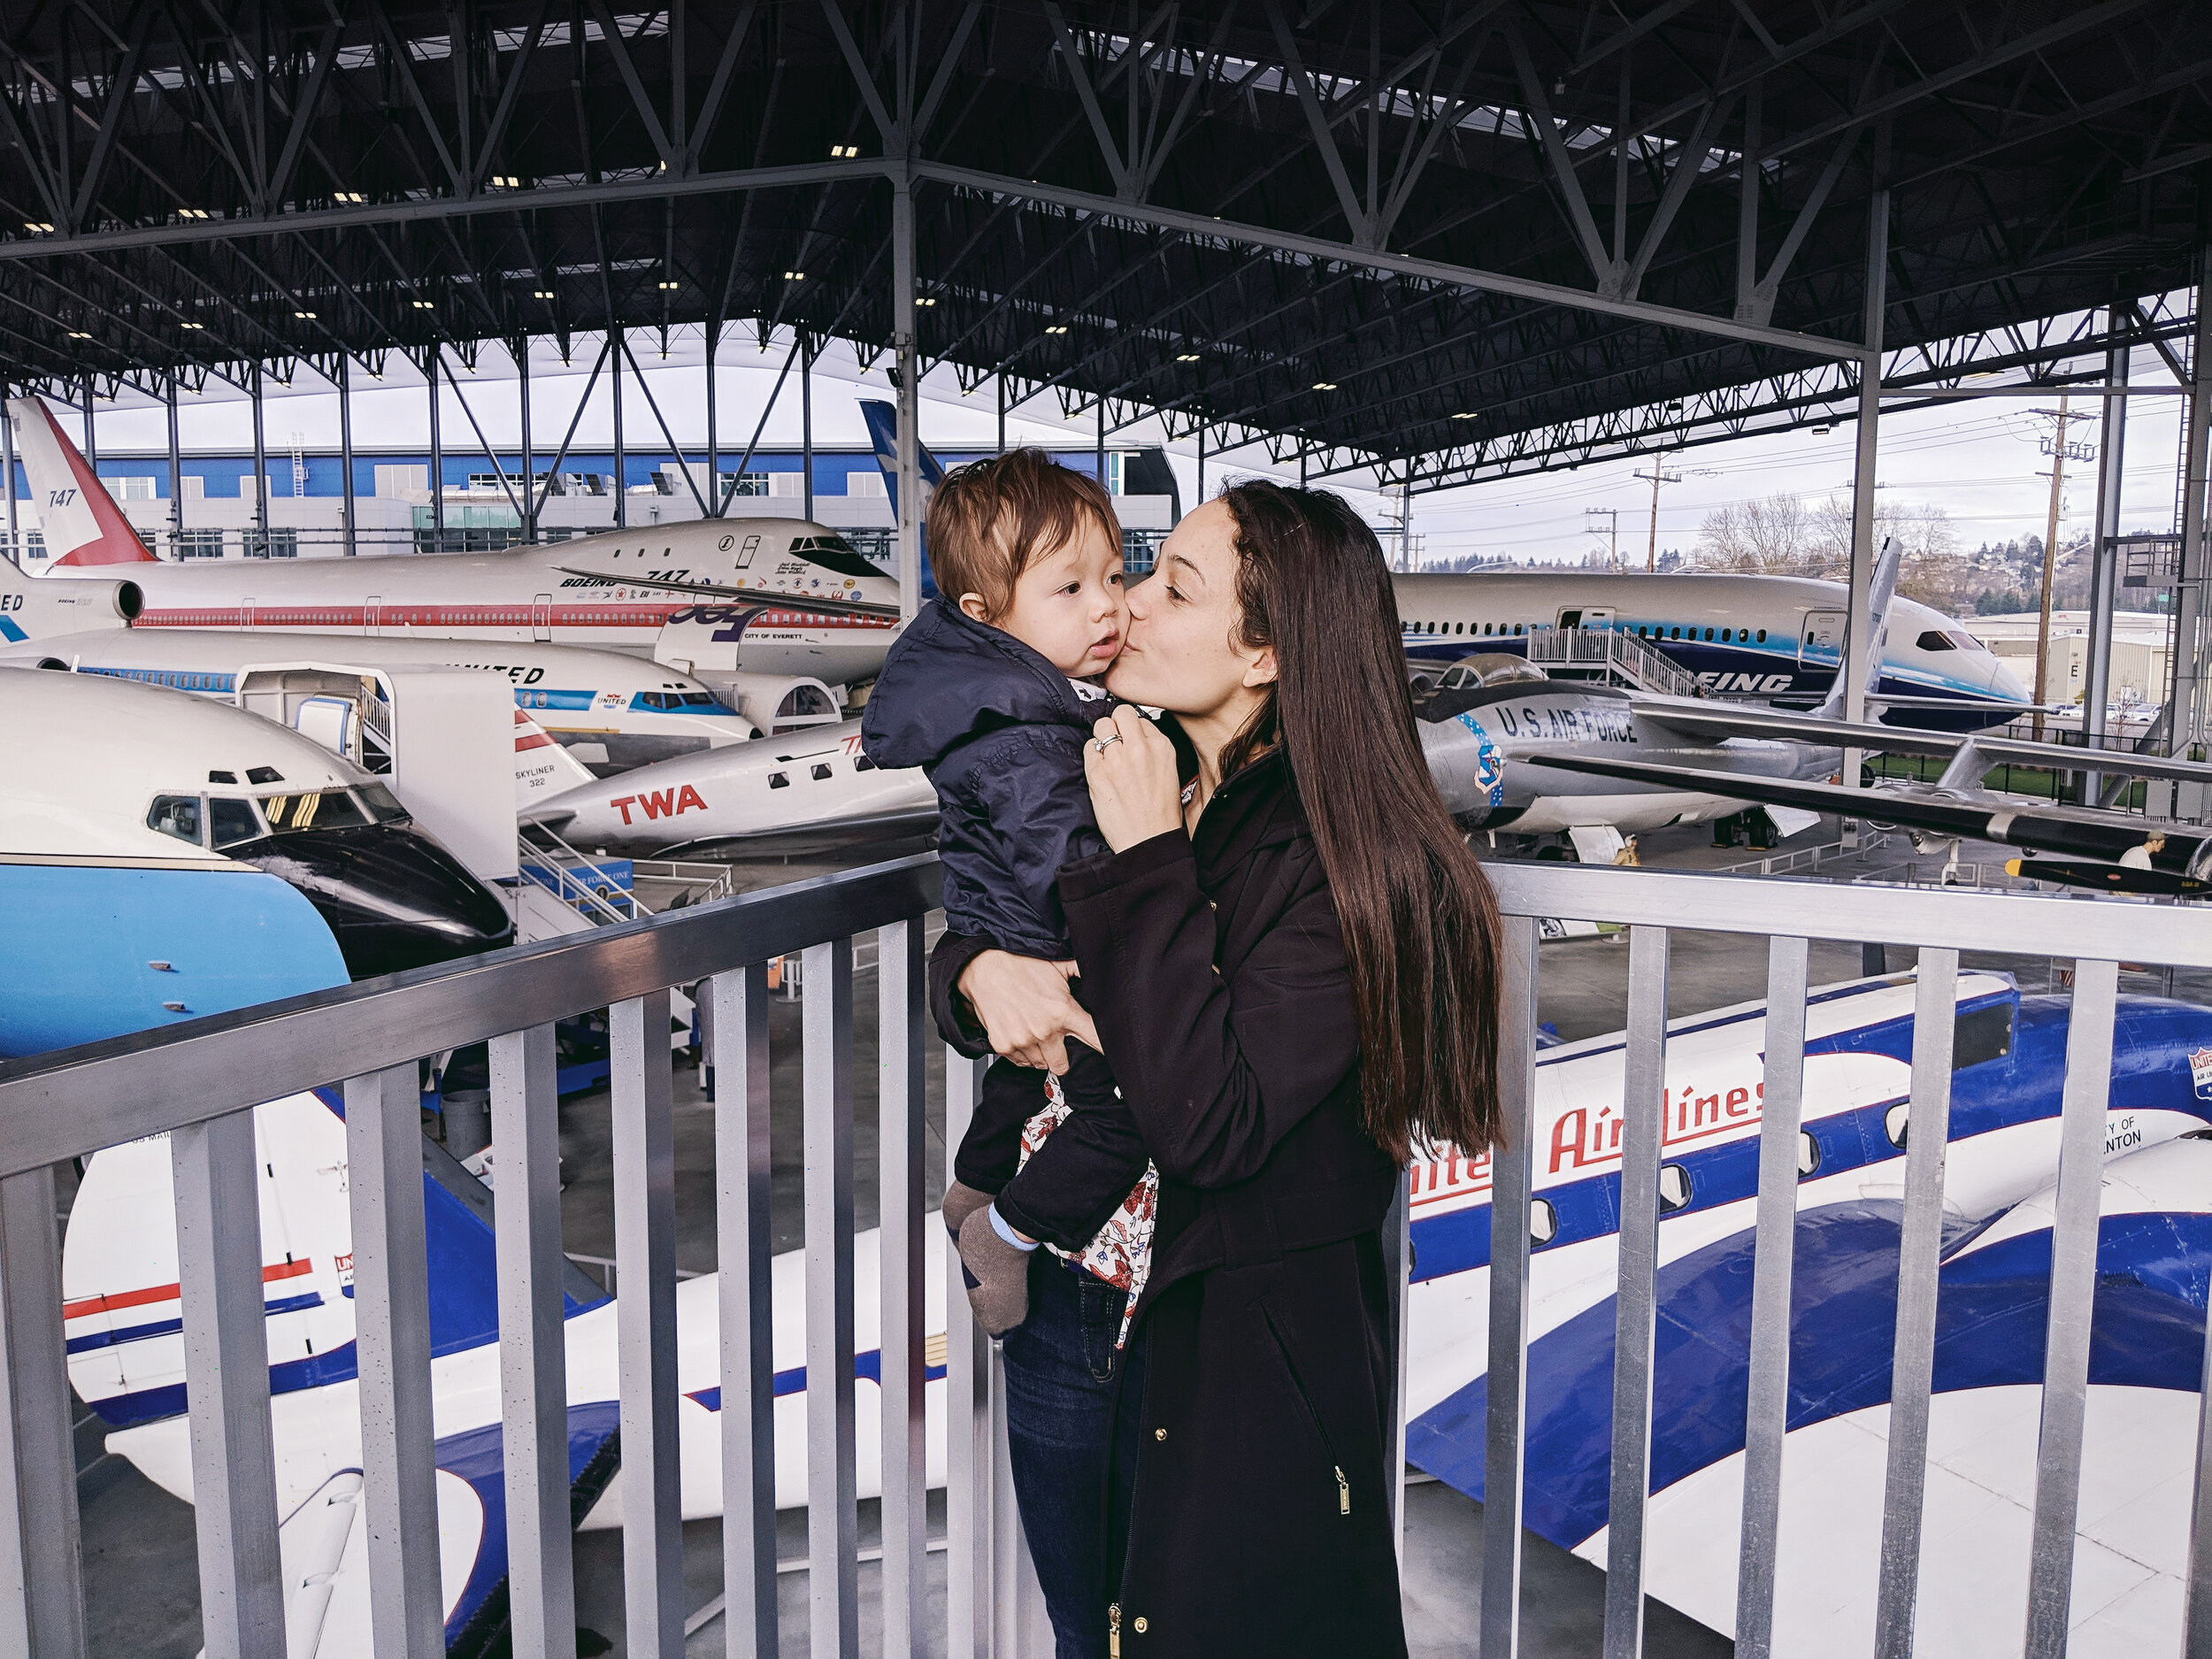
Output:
[68, 317, 2187, 572]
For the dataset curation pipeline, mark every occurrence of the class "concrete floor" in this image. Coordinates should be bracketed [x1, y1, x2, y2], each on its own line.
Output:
[70, 815, 2207, 1655]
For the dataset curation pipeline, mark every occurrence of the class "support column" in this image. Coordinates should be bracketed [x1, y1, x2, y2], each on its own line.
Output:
[893, 175, 921, 618]
[2083, 313, 2130, 801]
[81, 375, 96, 467]
[1845, 190, 1890, 739]
[426, 351, 444, 552]
[517, 337, 534, 544]
[802, 334, 815, 522]
[1094, 399, 1106, 492]
[612, 326, 627, 532]
[1196, 420, 1205, 503]
[2173, 252, 2212, 765]
[251, 362, 269, 559]
[165, 375, 183, 559]
[337, 357, 356, 557]
[4, 391, 18, 561]
[995, 373, 1005, 457]
[705, 319, 719, 517]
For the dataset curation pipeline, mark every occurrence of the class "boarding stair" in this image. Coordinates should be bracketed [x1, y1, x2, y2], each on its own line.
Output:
[1525, 626, 1702, 697]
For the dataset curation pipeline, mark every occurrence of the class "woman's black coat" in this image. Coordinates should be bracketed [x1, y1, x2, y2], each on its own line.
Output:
[933, 748, 1409, 1659]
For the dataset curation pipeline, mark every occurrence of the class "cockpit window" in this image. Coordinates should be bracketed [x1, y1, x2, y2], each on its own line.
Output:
[147, 795, 203, 846]
[246, 766, 285, 785]
[1916, 630, 1955, 652]
[680, 691, 719, 707]
[357, 782, 411, 823]
[787, 534, 884, 581]
[208, 797, 265, 849]
[262, 789, 371, 832]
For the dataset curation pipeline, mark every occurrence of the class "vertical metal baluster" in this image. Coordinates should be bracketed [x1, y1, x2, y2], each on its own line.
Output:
[344, 1063, 443, 1658]
[2024, 958, 2120, 1657]
[943, 1046, 990, 1659]
[611, 993, 682, 1659]
[1733, 935, 1810, 1659]
[0, 1164, 87, 1659]
[878, 923, 928, 1657]
[713, 964, 777, 1659]
[1871, 947, 1960, 1659]
[490, 1025, 577, 1659]
[990, 1350, 1048, 1655]
[803, 941, 858, 1659]
[1383, 1171, 1412, 1557]
[2189, 1223, 2212, 1659]
[1480, 914, 1539, 1659]
[1603, 926, 1671, 1659]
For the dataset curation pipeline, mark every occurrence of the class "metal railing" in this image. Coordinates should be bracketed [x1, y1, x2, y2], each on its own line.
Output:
[4, 856, 2212, 1657]
[1525, 626, 1703, 698]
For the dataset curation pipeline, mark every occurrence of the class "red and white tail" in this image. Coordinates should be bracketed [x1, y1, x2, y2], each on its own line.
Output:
[7, 396, 157, 566]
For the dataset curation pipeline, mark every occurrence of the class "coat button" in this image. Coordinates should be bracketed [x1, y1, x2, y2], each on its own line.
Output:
[1134, 1617, 1149, 1633]
[1154, 1427, 1167, 1440]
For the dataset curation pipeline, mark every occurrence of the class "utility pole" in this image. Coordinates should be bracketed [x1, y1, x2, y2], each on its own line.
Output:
[1633, 452, 1682, 571]
[2031, 396, 2098, 738]
[1585, 507, 1620, 570]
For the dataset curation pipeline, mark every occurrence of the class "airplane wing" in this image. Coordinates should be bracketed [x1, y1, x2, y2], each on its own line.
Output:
[1524, 749, 2210, 872]
[553, 568, 903, 620]
[1631, 701, 2212, 788]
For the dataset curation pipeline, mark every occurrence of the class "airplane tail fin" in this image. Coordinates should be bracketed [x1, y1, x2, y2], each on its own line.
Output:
[5, 396, 157, 566]
[1814, 534, 1900, 720]
[859, 398, 943, 598]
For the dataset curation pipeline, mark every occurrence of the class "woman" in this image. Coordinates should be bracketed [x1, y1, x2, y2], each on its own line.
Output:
[934, 481, 1503, 1657]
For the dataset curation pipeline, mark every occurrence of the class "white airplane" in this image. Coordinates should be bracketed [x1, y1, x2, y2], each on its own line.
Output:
[0, 628, 791, 771]
[0, 541, 140, 640]
[0, 669, 514, 1055]
[520, 717, 936, 855]
[1394, 568, 2029, 729]
[57, 958, 2212, 1653]
[12, 395, 902, 685]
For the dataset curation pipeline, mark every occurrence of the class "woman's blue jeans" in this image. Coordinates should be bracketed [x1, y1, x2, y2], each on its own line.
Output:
[999, 1249, 1148, 1659]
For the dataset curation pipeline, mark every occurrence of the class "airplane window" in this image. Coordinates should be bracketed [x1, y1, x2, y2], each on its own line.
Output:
[1721, 628, 1732, 641]
[356, 782, 411, 823]
[1657, 1163, 1693, 1213]
[680, 692, 718, 707]
[811, 764, 833, 780]
[1798, 1131, 1822, 1177]
[1916, 630, 1956, 652]
[1455, 622, 1466, 635]
[247, 766, 284, 784]
[1884, 1102, 1910, 1149]
[263, 790, 370, 832]
[855, 756, 877, 772]
[147, 795, 203, 846]
[1512, 623, 1523, 635]
[1529, 1197, 1558, 1248]
[1756, 629, 1767, 642]
[208, 798, 264, 848]
[1483, 623, 1494, 635]
[769, 772, 790, 789]
[1671, 626, 1681, 640]
[1704, 627, 1715, 641]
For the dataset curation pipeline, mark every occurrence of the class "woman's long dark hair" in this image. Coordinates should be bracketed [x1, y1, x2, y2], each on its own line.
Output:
[1218, 481, 1505, 1161]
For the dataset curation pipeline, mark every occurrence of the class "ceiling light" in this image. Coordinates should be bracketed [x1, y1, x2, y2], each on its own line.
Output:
[179, 208, 211, 220]
[180, 321, 204, 330]
[334, 192, 365, 204]
[413, 299, 434, 309]
[1312, 380, 1337, 391]
[23, 221, 50, 233]
[294, 310, 316, 319]
[534, 288, 555, 300]
[494, 174, 520, 188]
[830, 143, 859, 158]
[1449, 411, 1478, 419]
[1045, 324, 1068, 335]
[657, 280, 679, 290]
[66, 330, 90, 339]
[1177, 352, 1201, 362]
[915, 296, 936, 307]
[784, 270, 805, 280]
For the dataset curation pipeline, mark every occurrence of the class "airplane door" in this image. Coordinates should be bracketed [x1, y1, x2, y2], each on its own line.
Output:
[242, 595, 256, 630]
[365, 595, 381, 636]
[532, 593, 552, 641]
[736, 534, 762, 570]
[1556, 608, 1582, 629]
[1578, 606, 1614, 631]
[1799, 610, 1846, 667]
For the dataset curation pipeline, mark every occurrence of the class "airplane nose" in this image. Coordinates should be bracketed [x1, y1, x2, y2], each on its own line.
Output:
[230, 826, 516, 977]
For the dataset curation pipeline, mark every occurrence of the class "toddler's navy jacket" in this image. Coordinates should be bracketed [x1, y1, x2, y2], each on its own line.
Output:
[860, 596, 1110, 958]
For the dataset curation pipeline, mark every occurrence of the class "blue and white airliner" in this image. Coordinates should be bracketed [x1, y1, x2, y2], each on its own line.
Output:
[0, 667, 511, 1056]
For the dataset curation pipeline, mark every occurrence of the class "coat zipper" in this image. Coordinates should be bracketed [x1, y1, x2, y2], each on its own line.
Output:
[1262, 1307, 1353, 1517]
[1110, 1601, 1122, 1655]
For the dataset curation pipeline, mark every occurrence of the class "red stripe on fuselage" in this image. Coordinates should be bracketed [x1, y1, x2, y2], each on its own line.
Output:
[137, 603, 896, 632]
[64, 1256, 313, 1320]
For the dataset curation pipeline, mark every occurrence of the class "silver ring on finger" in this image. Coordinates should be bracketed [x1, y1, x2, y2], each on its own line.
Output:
[1093, 733, 1123, 752]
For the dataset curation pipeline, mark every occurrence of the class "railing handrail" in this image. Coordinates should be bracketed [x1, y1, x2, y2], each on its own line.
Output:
[0, 851, 941, 1177]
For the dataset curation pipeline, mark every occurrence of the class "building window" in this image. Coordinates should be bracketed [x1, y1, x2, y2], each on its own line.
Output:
[110, 476, 157, 500]
[179, 530, 225, 560]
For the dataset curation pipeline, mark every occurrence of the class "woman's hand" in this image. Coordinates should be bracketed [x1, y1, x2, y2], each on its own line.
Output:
[956, 950, 1102, 1074]
[1084, 704, 1184, 852]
